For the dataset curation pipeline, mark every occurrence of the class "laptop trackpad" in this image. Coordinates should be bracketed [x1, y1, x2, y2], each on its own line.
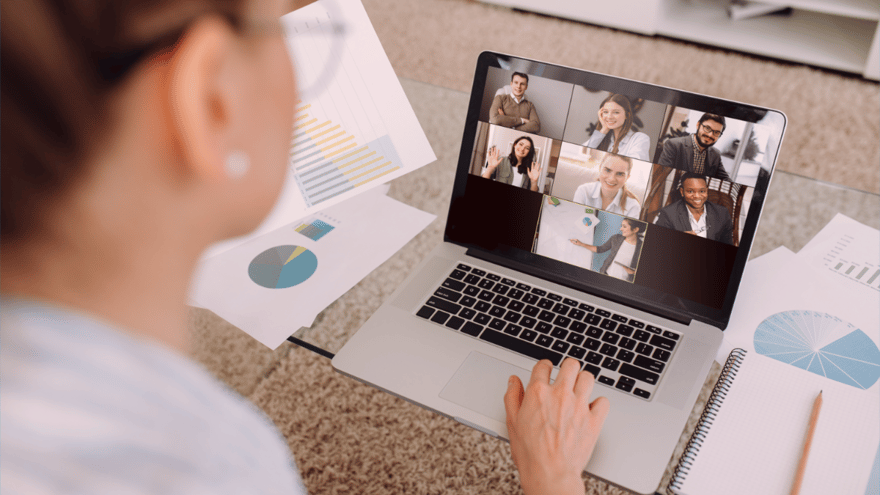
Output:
[439, 351, 533, 423]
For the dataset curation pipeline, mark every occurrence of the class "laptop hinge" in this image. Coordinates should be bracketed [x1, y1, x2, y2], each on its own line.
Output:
[465, 247, 691, 327]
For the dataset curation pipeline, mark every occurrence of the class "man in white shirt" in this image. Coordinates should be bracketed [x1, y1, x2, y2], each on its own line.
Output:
[653, 173, 734, 245]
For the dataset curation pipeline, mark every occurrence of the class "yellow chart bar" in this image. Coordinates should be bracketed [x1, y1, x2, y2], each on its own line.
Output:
[332, 146, 368, 163]
[344, 156, 383, 175]
[307, 123, 339, 139]
[294, 113, 310, 122]
[295, 118, 317, 130]
[295, 103, 311, 114]
[324, 142, 357, 159]
[354, 166, 400, 188]
[349, 161, 391, 181]
[337, 151, 376, 171]
[319, 135, 354, 153]
[303, 120, 330, 134]
[315, 131, 346, 146]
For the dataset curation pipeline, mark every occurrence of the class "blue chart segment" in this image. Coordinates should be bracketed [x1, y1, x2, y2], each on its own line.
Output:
[754, 310, 880, 389]
[295, 219, 335, 241]
[249, 246, 318, 289]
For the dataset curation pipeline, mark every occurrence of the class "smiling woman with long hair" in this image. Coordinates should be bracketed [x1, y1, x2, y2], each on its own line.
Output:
[482, 135, 542, 191]
[583, 93, 650, 161]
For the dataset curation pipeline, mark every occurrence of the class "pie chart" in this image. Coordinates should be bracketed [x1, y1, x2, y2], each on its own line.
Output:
[754, 310, 880, 389]
[248, 245, 318, 289]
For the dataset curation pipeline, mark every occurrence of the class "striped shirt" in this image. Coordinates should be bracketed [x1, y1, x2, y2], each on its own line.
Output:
[691, 134, 707, 175]
[1, 297, 307, 495]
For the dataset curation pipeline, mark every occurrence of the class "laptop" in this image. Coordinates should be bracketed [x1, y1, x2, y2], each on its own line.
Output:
[332, 51, 786, 494]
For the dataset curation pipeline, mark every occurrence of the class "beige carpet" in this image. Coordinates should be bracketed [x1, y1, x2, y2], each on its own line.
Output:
[188, 1, 879, 493]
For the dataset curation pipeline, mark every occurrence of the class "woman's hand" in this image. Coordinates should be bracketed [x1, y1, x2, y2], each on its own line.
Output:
[622, 265, 635, 275]
[505, 359, 611, 495]
[569, 239, 582, 247]
[527, 162, 541, 190]
[487, 146, 502, 171]
[596, 108, 610, 133]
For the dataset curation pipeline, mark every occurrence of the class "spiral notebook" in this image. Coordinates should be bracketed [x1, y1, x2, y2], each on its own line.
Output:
[668, 349, 879, 495]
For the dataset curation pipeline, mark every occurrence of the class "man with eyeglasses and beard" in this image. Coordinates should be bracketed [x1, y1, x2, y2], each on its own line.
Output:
[658, 113, 731, 182]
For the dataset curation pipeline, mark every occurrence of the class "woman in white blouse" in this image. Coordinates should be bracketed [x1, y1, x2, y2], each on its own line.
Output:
[572, 153, 642, 218]
[583, 94, 650, 161]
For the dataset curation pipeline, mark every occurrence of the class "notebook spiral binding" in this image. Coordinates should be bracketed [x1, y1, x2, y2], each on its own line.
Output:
[667, 348, 747, 494]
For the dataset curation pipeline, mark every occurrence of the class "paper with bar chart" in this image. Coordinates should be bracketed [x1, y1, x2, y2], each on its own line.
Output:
[189, 191, 435, 349]
[797, 213, 879, 295]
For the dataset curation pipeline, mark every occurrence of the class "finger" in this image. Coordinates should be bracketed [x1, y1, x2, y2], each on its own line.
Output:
[554, 357, 581, 391]
[589, 396, 611, 426]
[528, 359, 553, 387]
[574, 368, 596, 401]
[504, 375, 524, 435]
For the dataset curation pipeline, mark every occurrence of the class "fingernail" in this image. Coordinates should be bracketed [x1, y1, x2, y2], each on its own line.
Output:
[508, 376, 515, 386]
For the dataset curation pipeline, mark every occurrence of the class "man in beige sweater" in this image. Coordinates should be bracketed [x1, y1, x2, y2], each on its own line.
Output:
[489, 72, 541, 134]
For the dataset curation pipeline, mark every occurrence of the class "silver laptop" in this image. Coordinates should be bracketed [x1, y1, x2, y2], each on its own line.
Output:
[333, 52, 786, 494]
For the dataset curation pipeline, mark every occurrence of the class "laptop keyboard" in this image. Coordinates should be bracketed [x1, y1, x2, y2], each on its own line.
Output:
[415, 263, 681, 401]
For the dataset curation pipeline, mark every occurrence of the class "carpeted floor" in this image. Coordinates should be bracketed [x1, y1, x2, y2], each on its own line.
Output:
[188, 1, 879, 493]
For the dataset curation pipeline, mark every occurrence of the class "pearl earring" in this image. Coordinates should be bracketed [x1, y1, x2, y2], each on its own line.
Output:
[225, 151, 250, 179]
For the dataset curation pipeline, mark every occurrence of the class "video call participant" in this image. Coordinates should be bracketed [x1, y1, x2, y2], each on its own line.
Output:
[654, 173, 734, 245]
[572, 153, 641, 218]
[657, 113, 731, 181]
[489, 72, 541, 134]
[482, 136, 541, 191]
[569, 218, 646, 282]
[583, 94, 650, 161]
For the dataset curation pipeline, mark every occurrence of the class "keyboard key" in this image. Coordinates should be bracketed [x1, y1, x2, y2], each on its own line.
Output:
[579, 303, 595, 312]
[553, 315, 572, 328]
[431, 311, 450, 324]
[516, 282, 531, 291]
[520, 329, 538, 342]
[628, 319, 645, 329]
[442, 278, 465, 292]
[634, 355, 665, 373]
[570, 321, 587, 334]
[586, 326, 602, 339]
[616, 324, 634, 337]
[501, 277, 516, 286]
[584, 314, 602, 326]
[463, 285, 480, 296]
[615, 376, 635, 392]
[503, 311, 521, 323]
[478, 279, 495, 289]
[522, 293, 539, 305]
[449, 270, 466, 281]
[531, 288, 547, 297]
[619, 363, 659, 385]
[550, 327, 568, 340]
[508, 289, 524, 300]
[474, 313, 491, 325]
[584, 338, 601, 351]
[486, 273, 501, 281]
[489, 306, 505, 318]
[600, 343, 617, 356]
[520, 316, 537, 329]
[446, 317, 465, 330]
[552, 302, 570, 315]
[434, 287, 462, 303]
[464, 274, 480, 285]
[477, 290, 494, 301]
[507, 300, 525, 312]
[646, 325, 662, 334]
[416, 306, 435, 319]
[601, 333, 620, 345]
[492, 294, 510, 306]
[566, 333, 585, 346]
[457, 263, 471, 271]
[601, 357, 620, 371]
[551, 341, 570, 353]
[595, 309, 611, 318]
[536, 335, 553, 348]
[489, 318, 506, 331]
[585, 351, 603, 365]
[523, 305, 540, 317]
[538, 310, 555, 323]
[633, 388, 651, 399]
[600, 319, 617, 331]
[636, 343, 653, 356]
[425, 296, 461, 315]
[633, 330, 651, 342]
[461, 322, 482, 336]
[503, 323, 522, 337]
[563, 298, 578, 307]
[459, 308, 477, 320]
[653, 348, 672, 362]
[492, 285, 509, 296]
[475, 301, 491, 312]
[569, 309, 586, 321]
[617, 349, 635, 363]
[536, 322, 553, 334]
[598, 376, 616, 386]
[650, 335, 676, 351]
[567, 346, 586, 359]
[612, 314, 628, 323]
[471, 268, 486, 277]
[619, 337, 636, 350]
[547, 293, 563, 302]
[537, 298, 555, 309]
[460, 296, 477, 308]
[663, 330, 680, 341]
[478, 329, 564, 366]
[583, 364, 601, 378]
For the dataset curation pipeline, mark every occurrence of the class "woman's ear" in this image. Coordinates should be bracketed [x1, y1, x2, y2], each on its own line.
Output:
[165, 15, 235, 181]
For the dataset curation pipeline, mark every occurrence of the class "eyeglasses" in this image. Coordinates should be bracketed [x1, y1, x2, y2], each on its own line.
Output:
[699, 124, 723, 137]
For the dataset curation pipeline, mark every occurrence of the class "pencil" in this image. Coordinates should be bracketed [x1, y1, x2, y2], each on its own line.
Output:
[790, 390, 823, 495]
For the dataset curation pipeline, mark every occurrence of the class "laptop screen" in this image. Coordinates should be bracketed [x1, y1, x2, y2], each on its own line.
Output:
[446, 52, 786, 329]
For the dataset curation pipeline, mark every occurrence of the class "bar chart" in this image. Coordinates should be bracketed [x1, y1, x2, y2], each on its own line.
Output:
[295, 217, 336, 241]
